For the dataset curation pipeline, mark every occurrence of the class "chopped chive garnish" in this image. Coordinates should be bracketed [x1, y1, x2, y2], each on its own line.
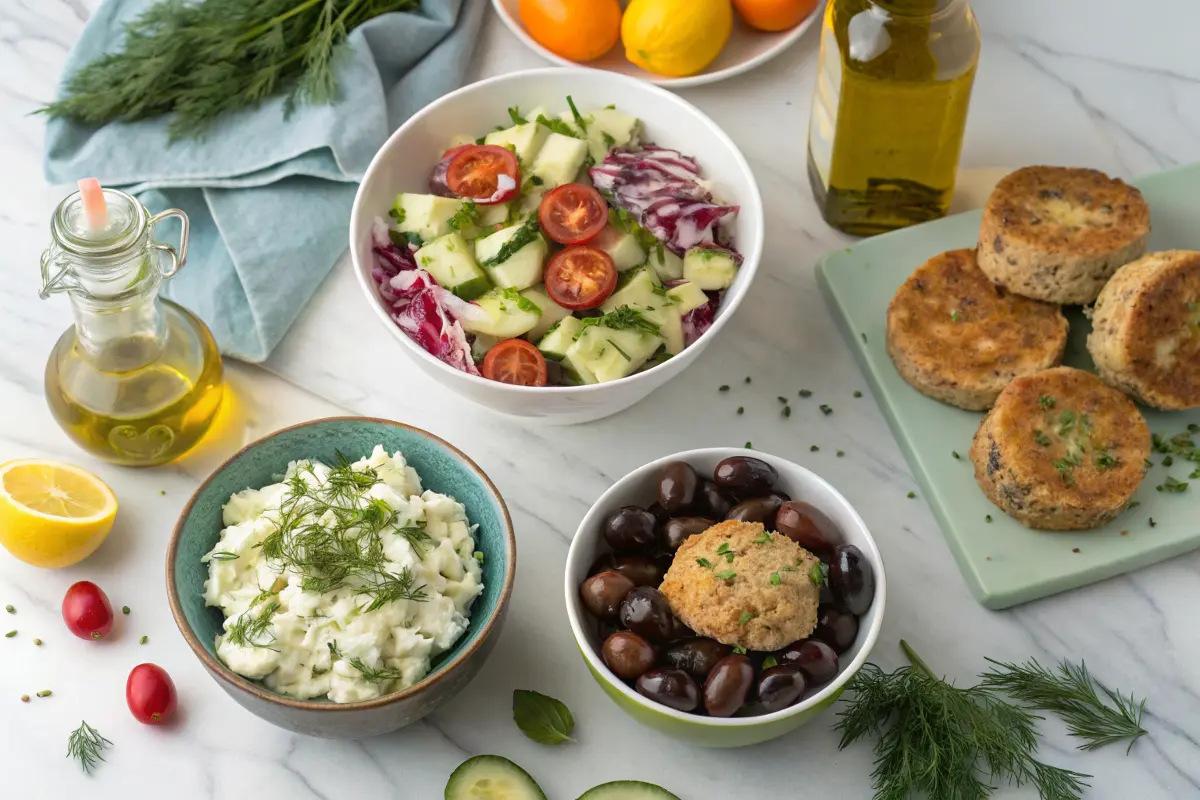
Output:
[810, 445, 819, 452]
[819, 404, 833, 416]
[906, 491, 916, 499]
[4, 605, 12, 614]
[737, 406, 744, 415]
[777, 396, 788, 404]
[738, 611, 756, 626]
[745, 441, 752, 449]
[719, 385, 730, 392]
[1162, 455, 1174, 467]
[770, 572, 781, 586]
[715, 570, 735, 581]
[696, 558, 714, 569]
[782, 406, 792, 418]
[798, 389, 812, 398]
[853, 391, 862, 398]
[836, 450, 845, 457]
[1149, 517, 1158, 528]
[951, 451, 961, 460]
[744, 376, 752, 384]
[122, 606, 130, 615]
[140, 636, 148, 645]
[985, 515, 993, 523]
[36, 690, 51, 698]
[4, 630, 15, 638]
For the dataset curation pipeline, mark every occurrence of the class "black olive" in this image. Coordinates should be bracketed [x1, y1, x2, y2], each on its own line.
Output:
[713, 456, 778, 492]
[696, 479, 736, 519]
[775, 501, 842, 557]
[703, 654, 755, 717]
[660, 516, 715, 551]
[636, 668, 700, 712]
[829, 544, 875, 615]
[756, 665, 807, 713]
[776, 639, 839, 686]
[812, 606, 859, 654]
[619, 587, 675, 642]
[724, 496, 782, 528]
[604, 506, 658, 551]
[579, 571, 635, 622]
[602, 632, 657, 680]
[609, 554, 667, 587]
[658, 461, 699, 515]
[662, 638, 731, 681]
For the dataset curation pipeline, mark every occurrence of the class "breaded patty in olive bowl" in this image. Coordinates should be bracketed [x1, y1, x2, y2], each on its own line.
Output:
[565, 449, 885, 747]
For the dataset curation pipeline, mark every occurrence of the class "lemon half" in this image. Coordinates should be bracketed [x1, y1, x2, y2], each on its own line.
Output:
[0, 459, 117, 568]
[623, 0, 734, 78]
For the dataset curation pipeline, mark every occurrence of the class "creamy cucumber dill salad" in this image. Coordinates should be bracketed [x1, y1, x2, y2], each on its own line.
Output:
[202, 446, 483, 703]
[369, 96, 743, 387]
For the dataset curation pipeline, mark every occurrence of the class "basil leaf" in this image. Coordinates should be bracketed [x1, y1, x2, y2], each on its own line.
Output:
[512, 690, 575, 745]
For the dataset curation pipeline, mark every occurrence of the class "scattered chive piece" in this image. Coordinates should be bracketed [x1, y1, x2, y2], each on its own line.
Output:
[752, 531, 771, 544]
[819, 404, 833, 415]
[737, 406, 744, 415]
[799, 389, 813, 398]
[20, 695, 29, 703]
[1157, 476, 1188, 493]
[853, 390, 863, 398]
[861, 333, 868, 344]
[719, 385, 730, 392]
[33, 638, 42, 646]
[1161, 455, 1174, 467]
[4, 630, 15, 638]
[158, 489, 166, 496]
[724, 552, 735, 563]
[1127, 501, 1141, 509]
[122, 606, 130, 615]
[733, 645, 747, 655]
[140, 636, 148, 645]
[1038, 394, 1056, 409]
[906, 491, 916, 499]
[1034, 430, 1052, 447]
[1149, 517, 1158, 528]
[809, 561, 829, 586]
[770, 572, 781, 586]
[745, 441, 752, 449]
[36, 690, 51, 698]
[716, 543, 732, 555]
[737, 611, 757, 626]
[777, 396, 788, 404]
[4, 605, 13, 614]
[782, 406, 792, 418]
[762, 655, 779, 669]
[985, 515, 993, 523]
[836, 450, 845, 458]
[810, 445, 819, 452]
[744, 377, 751, 384]
[715, 570, 735, 581]
[951, 451, 961, 460]
[950, 309, 961, 322]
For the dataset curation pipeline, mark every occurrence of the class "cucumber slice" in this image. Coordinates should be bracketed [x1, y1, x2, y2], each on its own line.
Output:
[594, 226, 646, 272]
[475, 224, 549, 291]
[460, 288, 542, 339]
[392, 193, 465, 242]
[485, 122, 550, 165]
[522, 285, 573, 342]
[576, 781, 681, 800]
[567, 324, 662, 383]
[445, 755, 547, 800]
[416, 232, 491, 301]
[471, 333, 501, 363]
[536, 315, 584, 360]
[648, 247, 684, 282]
[666, 281, 709, 315]
[683, 247, 739, 291]
[530, 132, 589, 190]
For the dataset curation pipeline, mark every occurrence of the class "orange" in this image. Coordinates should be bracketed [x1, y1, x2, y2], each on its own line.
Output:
[733, 0, 820, 32]
[518, 0, 623, 63]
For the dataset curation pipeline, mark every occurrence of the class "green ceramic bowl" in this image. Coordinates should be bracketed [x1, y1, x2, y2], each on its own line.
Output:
[167, 417, 515, 738]
[565, 448, 886, 748]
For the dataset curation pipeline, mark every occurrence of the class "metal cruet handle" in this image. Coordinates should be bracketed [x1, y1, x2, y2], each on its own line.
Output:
[148, 208, 190, 279]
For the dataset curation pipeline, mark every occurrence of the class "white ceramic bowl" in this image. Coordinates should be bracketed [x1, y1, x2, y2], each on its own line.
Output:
[491, 0, 823, 89]
[350, 68, 764, 425]
[564, 448, 886, 747]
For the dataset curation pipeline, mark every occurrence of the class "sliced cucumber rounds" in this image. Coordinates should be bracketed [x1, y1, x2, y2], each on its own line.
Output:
[445, 755, 548, 800]
[576, 781, 682, 800]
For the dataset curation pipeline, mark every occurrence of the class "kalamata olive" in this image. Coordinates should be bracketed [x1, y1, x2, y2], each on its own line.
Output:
[703, 654, 755, 717]
[619, 587, 675, 642]
[604, 506, 658, 551]
[647, 502, 671, 527]
[602, 632, 657, 680]
[636, 668, 700, 712]
[813, 606, 859, 654]
[774, 501, 842, 556]
[661, 516, 715, 551]
[658, 461, 699, 515]
[725, 496, 783, 528]
[777, 639, 839, 686]
[756, 665, 807, 713]
[667, 615, 693, 642]
[609, 554, 667, 587]
[829, 544, 875, 615]
[662, 638, 731, 681]
[579, 570, 635, 622]
[714, 456, 778, 492]
[696, 479, 735, 518]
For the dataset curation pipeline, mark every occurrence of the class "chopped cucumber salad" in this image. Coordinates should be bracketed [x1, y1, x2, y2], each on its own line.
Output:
[370, 97, 743, 387]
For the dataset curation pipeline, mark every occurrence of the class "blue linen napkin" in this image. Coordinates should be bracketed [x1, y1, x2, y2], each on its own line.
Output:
[44, 0, 485, 362]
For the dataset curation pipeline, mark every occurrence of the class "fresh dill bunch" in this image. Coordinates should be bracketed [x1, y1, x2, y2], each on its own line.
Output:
[980, 658, 1148, 753]
[39, 0, 420, 140]
[362, 567, 428, 611]
[67, 721, 112, 774]
[226, 600, 281, 649]
[328, 641, 404, 683]
[836, 640, 1091, 800]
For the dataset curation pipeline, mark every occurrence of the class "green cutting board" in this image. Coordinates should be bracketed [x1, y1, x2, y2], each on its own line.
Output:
[817, 163, 1200, 609]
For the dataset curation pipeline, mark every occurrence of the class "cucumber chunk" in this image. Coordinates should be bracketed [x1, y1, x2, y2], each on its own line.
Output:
[415, 232, 491, 301]
[460, 288, 541, 339]
[683, 247, 739, 291]
[576, 781, 682, 800]
[445, 755, 547, 800]
[600, 267, 683, 354]
[666, 281, 709, 315]
[593, 226, 646, 272]
[537, 315, 584, 361]
[485, 122, 550, 165]
[648, 247, 684, 282]
[530, 132, 589, 190]
[392, 193, 465, 242]
[522, 285, 573, 342]
[471, 333, 501, 363]
[475, 223, 548, 291]
[476, 202, 510, 230]
[567, 324, 662, 383]
[562, 108, 643, 162]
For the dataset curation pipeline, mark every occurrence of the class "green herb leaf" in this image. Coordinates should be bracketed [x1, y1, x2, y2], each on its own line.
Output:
[67, 721, 112, 774]
[716, 543, 732, 555]
[753, 531, 771, 544]
[733, 645, 747, 655]
[1157, 476, 1188, 493]
[1039, 394, 1057, 409]
[566, 95, 588, 131]
[1035, 430, 1051, 447]
[448, 200, 478, 232]
[508, 106, 528, 125]
[799, 389, 813, 398]
[770, 572, 781, 586]
[328, 641, 405, 683]
[480, 217, 541, 267]
[209, 551, 240, 561]
[738, 611, 757, 626]
[762, 655, 779, 669]
[535, 114, 577, 137]
[820, 404, 833, 416]
[809, 561, 829, 587]
[714, 570, 736, 581]
[719, 384, 730, 392]
[512, 690, 575, 745]
[696, 557, 714, 569]
[574, 306, 660, 339]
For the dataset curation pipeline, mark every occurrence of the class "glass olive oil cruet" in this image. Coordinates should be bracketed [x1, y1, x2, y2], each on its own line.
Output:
[40, 180, 224, 466]
[807, 0, 980, 235]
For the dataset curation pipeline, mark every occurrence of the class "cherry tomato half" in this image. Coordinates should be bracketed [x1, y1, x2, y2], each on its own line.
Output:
[481, 339, 549, 387]
[538, 184, 609, 245]
[126, 663, 177, 725]
[62, 581, 113, 641]
[544, 246, 618, 310]
[446, 145, 520, 205]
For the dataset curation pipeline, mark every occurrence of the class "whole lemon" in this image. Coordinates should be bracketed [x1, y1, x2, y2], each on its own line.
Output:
[623, 0, 734, 78]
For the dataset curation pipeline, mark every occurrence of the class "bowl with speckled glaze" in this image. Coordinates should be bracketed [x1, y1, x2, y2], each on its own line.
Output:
[565, 448, 885, 747]
[167, 416, 515, 738]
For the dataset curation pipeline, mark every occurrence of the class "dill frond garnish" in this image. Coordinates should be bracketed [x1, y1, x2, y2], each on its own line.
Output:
[226, 601, 280, 649]
[328, 641, 404, 683]
[67, 721, 112, 774]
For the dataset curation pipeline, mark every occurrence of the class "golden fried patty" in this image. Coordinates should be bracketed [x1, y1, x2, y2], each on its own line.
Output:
[969, 366, 1150, 531]
[659, 521, 820, 652]
[977, 167, 1150, 305]
[886, 248, 1070, 411]
[1087, 250, 1200, 410]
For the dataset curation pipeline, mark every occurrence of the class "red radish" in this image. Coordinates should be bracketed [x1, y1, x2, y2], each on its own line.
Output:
[62, 581, 113, 640]
[126, 663, 177, 725]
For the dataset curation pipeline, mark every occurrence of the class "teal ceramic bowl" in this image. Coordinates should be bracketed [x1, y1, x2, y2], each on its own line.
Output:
[167, 417, 515, 738]
[565, 448, 885, 748]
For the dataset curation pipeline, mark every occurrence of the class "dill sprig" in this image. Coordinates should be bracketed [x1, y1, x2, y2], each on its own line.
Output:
[981, 658, 1147, 752]
[67, 721, 112, 774]
[226, 600, 280, 649]
[39, 0, 419, 140]
[328, 641, 404, 683]
[255, 456, 428, 612]
[836, 641, 1092, 800]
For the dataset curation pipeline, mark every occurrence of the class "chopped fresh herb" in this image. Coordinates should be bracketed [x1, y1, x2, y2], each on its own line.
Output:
[1149, 517, 1157, 527]
[530, 175, 544, 186]
[1162, 455, 1174, 467]
[854, 390, 863, 398]
[4, 630, 15, 638]
[496, 287, 543, 317]
[474, 135, 486, 146]
[209, 551, 239, 561]
[1094, 452, 1121, 471]
[4, 605, 12, 614]
[1034, 430, 1051, 447]
[837, 450, 845, 458]
[820, 404, 833, 416]
[950, 309, 962, 322]
[733, 645, 747, 655]
[738, 611, 757, 626]
[602, 131, 616, 149]
[745, 376, 752, 384]
[447, 200, 478, 232]
[719, 384, 730, 392]
[535, 114, 575, 137]
[715, 570, 736, 581]
[226, 601, 281, 649]
[951, 451, 961, 460]
[402, 231, 423, 247]
[474, 551, 485, 563]
[67, 721, 111, 774]
[328, 641, 405, 683]
[770, 572, 781, 586]
[810, 445, 819, 452]
[37, 690, 51, 698]
[777, 396, 788, 404]
[737, 406, 744, 415]
[140, 635, 148, 645]
[1038, 394, 1056, 409]
[763, 655, 779, 669]
[158, 489, 166, 496]
[696, 557, 714, 569]
[122, 606, 130, 615]
[716, 542, 732, 555]
[782, 406, 792, 418]
[479, 216, 540, 267]
[1127, 501, 1141, 509]
[507, 106, 528, 125]
[33, 638, 42, 646]
[513, 689, 575, 745]
[906, 491, 916, 499]
[809, 560, 829, 587]
[752, 531, 771, 545]
[745, 441, 752, 449]
[985, 515, 993, 523]
[1057, 411, 1077, 436]
[1157, 476, 1188, 493]
[566, 95, 588, 131]
[575, 306, 660, 339]
[799, 389, 813, 398]
[388, 205, 405, 224]
[861, 333, 869, 344]
[608, 338, 632, 361]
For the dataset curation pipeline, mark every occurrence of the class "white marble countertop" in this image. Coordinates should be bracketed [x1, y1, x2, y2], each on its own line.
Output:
[2, 1, 1198, 797]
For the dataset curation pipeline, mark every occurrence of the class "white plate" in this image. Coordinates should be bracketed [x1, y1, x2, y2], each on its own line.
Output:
[491, 0, 823, 89]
